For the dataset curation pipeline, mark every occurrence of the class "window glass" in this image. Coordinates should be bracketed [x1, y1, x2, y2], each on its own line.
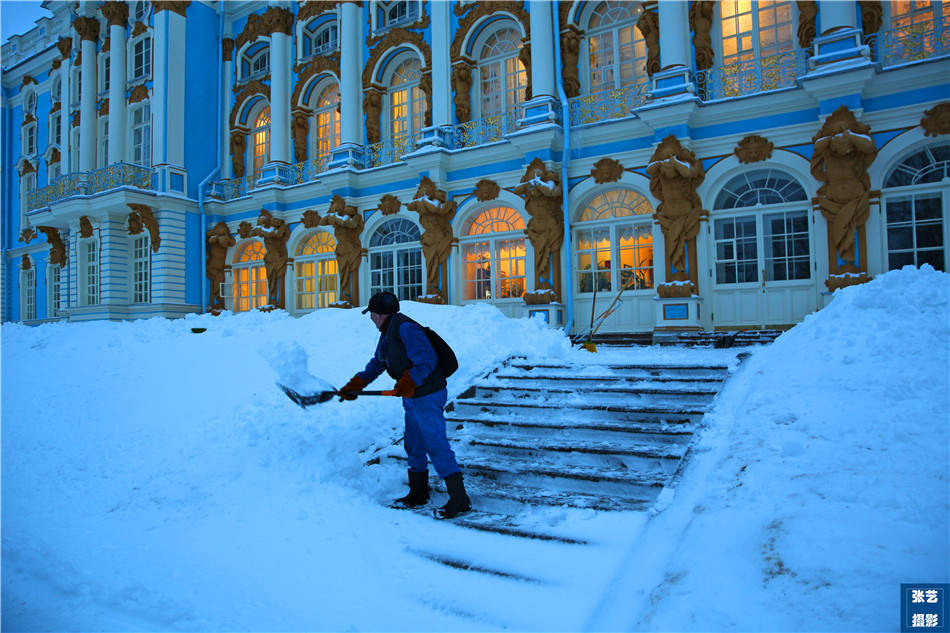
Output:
[314, 84, 340, 164]
[233, 241, 267, 312]
[252, 107, 271, 176]
[720, 0, 794, 63]
[588, 1, 647, 93]
[461, 207, 526, 300]
[133, 37, 152, 79]
[389, 58, 424, 144]
[886, 193, 945, 271]
[714, 216, 759, 283]
[132, 105, 151, 166]
[294, 232, 337, 309]
[715, 169, 807, 209]
[478, 27, 526, 117]
[763, 210, 810, 280]
[133, 235, 150, 302]
[85, 240, 99, 305]
[369, 219, 423, 300]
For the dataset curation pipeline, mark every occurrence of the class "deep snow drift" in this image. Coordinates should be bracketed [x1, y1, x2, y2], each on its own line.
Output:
[2, 266, 948, 631]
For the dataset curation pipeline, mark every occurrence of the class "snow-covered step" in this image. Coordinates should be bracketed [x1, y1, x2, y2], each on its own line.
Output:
[447, 414, 695, 446]
[489, 373, 726, 386]
[505, 362, 729, 381]
[472, 384, 718, 406]
[433, 479, 654, 514]
[448, 398, 709, 424]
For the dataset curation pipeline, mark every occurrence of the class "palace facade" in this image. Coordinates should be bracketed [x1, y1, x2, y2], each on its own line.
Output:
[2, 0, 948, 334]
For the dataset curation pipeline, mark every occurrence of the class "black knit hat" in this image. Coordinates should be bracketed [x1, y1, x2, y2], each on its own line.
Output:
[362, 291, 400, 315]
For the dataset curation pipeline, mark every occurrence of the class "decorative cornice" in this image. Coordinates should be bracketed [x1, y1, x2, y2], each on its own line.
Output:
[47, 148, 62, 165]
[921, 102, 950, 137]
[292, 54, 341, 105]
[132, 21, 148, 37]
[18, 159, 35, 177]
[222, 37, 234, 62]
[151, 1, 190, 18]
[735, 135, 775, 163]
[100, 1, 129, 26]
[21, 75, 38, 87]
[230, 80, 268, 128]
[591, 158, 625, 183]
[72, 111, 81, 127]
[859, 0, 883, 36]
[19, 228, 37, 243]
[73, 16, 100, 42]
[128, 84, 149, 104]
[99, 98, 109, 116]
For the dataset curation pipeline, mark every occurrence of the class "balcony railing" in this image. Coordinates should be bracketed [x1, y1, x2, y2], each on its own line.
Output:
[866, 21, 949, 67]
[568, 81, 651, 127]
[26, 163, 155, 211]
[451, 108, 520, 149]
[695, 48, 808, 101]
[209, 174, 256, 201]
[365, 133, 419, 168]
[293, 155, 330, 184]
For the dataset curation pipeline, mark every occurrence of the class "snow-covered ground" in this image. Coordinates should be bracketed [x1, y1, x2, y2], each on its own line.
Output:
[2, 266, 948, 631]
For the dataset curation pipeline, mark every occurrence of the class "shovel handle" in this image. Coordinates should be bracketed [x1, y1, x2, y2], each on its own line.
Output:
[339, 389, 398, 397]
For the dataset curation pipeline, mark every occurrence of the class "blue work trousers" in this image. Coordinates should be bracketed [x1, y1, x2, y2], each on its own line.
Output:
[402, 388, 460, 479]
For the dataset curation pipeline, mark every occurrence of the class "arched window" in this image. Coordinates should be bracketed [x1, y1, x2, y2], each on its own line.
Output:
[369, 218, 424, 300]
[24, 89, 37, 115]
[232, 240, 267, 312]
[51, 78, 62, 102]
[389, 58, 425, 150]
[460, 207, 526, 301]
[310, 23, 338, 57]
[477, 26, 526, 118]
[712, 169, 810, 284]
[719, 0, 795, 64]
[242, 42, 269, 80]
[882, 144, 949, 271]
[314, 84, 340, 165]
[588, 1, 647, 93]
[251, 106, 270, 177]
[295, 231, 338, 309]
[575, 190, 654, 293]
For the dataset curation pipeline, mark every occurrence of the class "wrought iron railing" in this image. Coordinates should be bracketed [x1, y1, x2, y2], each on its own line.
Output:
[452, 108, 520, 149]
[365, 134, 418, 168]
[695, 48, 808, 101]
[209, 174, 256, 201]
[293, 155, 330, 184]
[568, 81, 651, 126]
[26, 164, 154, 211]
[87, 162, 155, 194]
[866, 21, 949, 67]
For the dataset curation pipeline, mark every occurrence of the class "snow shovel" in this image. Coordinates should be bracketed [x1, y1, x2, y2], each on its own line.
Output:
[278, 383, 397, 408]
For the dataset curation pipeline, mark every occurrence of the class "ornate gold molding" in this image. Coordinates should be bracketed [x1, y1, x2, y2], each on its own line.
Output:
[859, 0, 883, 36]
[38, 227, 68, 266]
[262, 6, 293, 35]
[21, 75, 38, 88]
[79, 216, 94, 238]
[236, 12, 269, 51]
[796, 1, 817, 49]
[292, 54, 341, 104]
[100, 1, 129, 26]
[19, 160, 36, 177]
[319, 196, 364, 306]
[515, 159, 564, 299]
[292, 109, 310, 162]
[301, 209, 321, 227]
[128, 84, 149, 104]
[921, 102, 950, 137]
[237, 221, 254, 239]
[222, 38, 234, 62]
[19, 228, 37, 243]
[99, 98, 109, 116]
[21, 254, 32, 271]
[71, 111, 81, 127]
[591, 157, 625, 183]
[450, 1, 530, 60]
[735, 135, 775, 163]
[57, 36, 72, 59]
[474, 179, 500, 201]
[637, 10, 660, 77]
[378, 194, 401, 215]
[74, 16, 100, 42]
[407, 177, 456, 301]
[128, 204, 160, 252]
[230, 131, 246, 178]
[229, 80, 268, 128]
[151, 1, 190, 18]
[690, 1, 715, 71]
[132, 21, 147, 37]
[47, 148, 61, 165]
[362, 27, 431, 88]
[298, 1, 339, 25]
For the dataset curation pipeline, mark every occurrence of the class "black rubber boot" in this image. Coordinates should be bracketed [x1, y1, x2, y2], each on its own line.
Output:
[393, 470, 430, 508]
[435, 472, 471, 519]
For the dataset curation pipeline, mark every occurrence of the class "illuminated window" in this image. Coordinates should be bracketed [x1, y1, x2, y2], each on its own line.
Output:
[461, 207, 526, 300]
[389, 58, 424, 148]
[712, 170, 810, 284]
[314, 84, 340, 165]
[252, 107, 270, 177]
[477, 26, 527, 117]
[295, 231, 338, 310]
[233, 240, 267, 312]
[883, 144, 949, 272]
[888, 0, 950, 30]
[720, 0, 794, 63]
[369, 219, 424, 300]
[575, 190, 655, 293]
[588, 1, 647, 93]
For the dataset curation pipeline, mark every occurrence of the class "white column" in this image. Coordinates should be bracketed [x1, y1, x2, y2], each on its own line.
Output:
[222, 39, 234, 178]
[153, 6, 187, 168]
[108, 22, 127, 164]
[60, 65, 71, 172]
[431, 0, 451, 126]
[270, 31, 292, 164]
[152, 9, 169, 166]
[819, 0, 857, 34]
[658, 0, 691, 71]
[339, 1, 362, 146]
[76, 17, 99, 171]
[528, 0, 556, 99]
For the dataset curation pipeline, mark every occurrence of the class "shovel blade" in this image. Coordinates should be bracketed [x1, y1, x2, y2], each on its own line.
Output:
[278, 383, 337, 408]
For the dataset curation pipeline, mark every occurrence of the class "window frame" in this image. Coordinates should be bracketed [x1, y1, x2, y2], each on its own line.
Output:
[584, 1, 648, 95]
[232, 239, 268, 312]
[20, 264, 36, 321]
[293, 231, 338, 311]
[131, 234, 151, 303]
[459, 206, 528, 302]
[312, 82, 341, 166]
[474, 24, 528, 120]
[130, 103, 151, 166]
[47, 263, 62, 318]
[716, 0, 797, 64]
[23, 121, 38, 156]
[368, 218, 425, 301]
[386, 56, 425, 150]
[130, 35, 152, 81]
[81, 237, 100, 306]
[249, 105, 271, 178]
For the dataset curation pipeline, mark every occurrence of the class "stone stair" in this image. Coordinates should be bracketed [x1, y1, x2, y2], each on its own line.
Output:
[583, 330, 782, 347]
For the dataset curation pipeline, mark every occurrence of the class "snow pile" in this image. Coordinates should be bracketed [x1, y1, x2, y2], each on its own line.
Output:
[590, 265, 950, 631]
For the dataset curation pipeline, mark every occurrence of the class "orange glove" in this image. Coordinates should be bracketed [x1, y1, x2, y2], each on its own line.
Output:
[338, 374, 367, 401]
[393, 370, 417, 398]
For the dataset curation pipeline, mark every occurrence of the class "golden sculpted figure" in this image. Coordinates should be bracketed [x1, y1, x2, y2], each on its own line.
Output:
[514, 158, 563, 300]
[252, 210, 291, 308]
[407, 177, 456, 301]
[648, 135, 708, 279]
[206, 221, 235, 310]
[811, 106, 877, 269]
[320, 195, 364, 305]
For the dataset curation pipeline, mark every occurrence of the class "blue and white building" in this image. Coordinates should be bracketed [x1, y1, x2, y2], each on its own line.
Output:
[2, 0, 948, 333]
